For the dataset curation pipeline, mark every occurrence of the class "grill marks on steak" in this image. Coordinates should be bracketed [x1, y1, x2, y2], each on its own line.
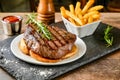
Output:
[47, 26, 66, 45]
[23, 24, 76, 59]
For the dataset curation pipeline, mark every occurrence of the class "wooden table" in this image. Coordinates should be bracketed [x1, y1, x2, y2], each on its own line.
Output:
[0, 12, 120, 80]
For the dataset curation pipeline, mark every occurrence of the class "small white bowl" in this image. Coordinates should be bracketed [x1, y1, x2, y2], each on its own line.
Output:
[62, 17, 101, 38]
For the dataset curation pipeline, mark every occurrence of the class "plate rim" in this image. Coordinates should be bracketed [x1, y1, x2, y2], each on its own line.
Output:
[10, 34, 87, 65]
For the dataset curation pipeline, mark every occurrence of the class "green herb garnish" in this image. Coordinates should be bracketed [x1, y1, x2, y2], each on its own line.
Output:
[104, 25, 113, 47]
[26, 13, 52, 40]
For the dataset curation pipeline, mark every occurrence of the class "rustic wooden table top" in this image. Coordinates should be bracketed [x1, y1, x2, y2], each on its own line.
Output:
[0, 12, 120, 80]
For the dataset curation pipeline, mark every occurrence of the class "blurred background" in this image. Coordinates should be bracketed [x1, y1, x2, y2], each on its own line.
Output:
[0, 0, 120, 12]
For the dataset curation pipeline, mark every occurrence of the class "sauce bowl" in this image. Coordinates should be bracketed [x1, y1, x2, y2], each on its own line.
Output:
[1, 15, 22, 36]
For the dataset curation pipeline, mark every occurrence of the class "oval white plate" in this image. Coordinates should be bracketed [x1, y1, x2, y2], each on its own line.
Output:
[11, 34, 87, 65]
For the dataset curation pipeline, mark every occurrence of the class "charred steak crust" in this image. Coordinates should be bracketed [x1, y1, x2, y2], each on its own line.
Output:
[23, 24, 76, 59]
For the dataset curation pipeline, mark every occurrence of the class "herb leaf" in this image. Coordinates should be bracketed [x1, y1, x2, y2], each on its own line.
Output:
[26, 13, 52, 40]
[104, 26, 113, 47]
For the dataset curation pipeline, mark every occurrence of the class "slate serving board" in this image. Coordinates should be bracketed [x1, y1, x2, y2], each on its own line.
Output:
[0, 22, 120, 80]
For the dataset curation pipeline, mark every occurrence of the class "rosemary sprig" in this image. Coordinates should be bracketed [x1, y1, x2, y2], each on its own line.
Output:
[104, 25, 113, 47]
[26, 13, 52, 40]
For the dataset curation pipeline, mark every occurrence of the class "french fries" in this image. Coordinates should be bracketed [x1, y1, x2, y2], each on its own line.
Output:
[88, 16, 93, 23]
[83, 11, 99, 19]
[60, 0, 104, 26]
[88, 5, 104, 12]
[82, 0, 95, 14]
[65, 10, 84, 25]
[75, 2, 81, 15]
[60, 6, 68, 19]
[69, 4, 75, 14]
[68, 18, 76, 25]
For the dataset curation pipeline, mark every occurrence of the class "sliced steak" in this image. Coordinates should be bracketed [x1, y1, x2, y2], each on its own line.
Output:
[23, 24, 76, 59]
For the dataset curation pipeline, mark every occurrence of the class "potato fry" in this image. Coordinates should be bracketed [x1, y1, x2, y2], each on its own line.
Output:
[88, 16, 93, 23]
[68, 17, 76, 25]
[78, 13, 83, 19]
[82, 0, 95, 14]
[84, 18, 87, 24]
[88, 5, 104, 12]
[69, 4, 75, 14]
[92, 13, 100, 19]
[65, 10, 84, 26]
[75, 21, 81, 26]
[94, 18, 100, 21]
[83, 11, 99, 19]
[78, 14, 85, 25]
[60, 6, 68, 19]
[75, 2, 82, 15]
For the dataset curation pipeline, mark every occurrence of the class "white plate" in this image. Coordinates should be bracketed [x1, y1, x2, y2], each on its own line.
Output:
[11, 34, 87, 65]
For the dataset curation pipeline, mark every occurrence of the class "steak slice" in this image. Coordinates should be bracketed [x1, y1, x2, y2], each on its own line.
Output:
[23, 24, 76, 59]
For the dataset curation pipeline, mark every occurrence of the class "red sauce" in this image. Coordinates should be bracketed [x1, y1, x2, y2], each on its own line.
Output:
[3, 16, 19, 23]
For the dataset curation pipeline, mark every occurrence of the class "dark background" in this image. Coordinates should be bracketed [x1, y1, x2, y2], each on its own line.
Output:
[0, 0, 119, 12]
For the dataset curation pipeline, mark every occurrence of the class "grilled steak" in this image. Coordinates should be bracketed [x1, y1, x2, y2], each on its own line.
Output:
[23, 24, 76, 59]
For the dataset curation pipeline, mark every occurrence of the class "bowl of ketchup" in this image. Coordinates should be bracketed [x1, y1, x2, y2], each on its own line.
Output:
[3, 16, 20, 23]
[1, 15, 22, 35]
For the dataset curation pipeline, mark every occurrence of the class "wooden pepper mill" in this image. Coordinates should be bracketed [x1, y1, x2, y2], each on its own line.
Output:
[37, 0, 55, 24]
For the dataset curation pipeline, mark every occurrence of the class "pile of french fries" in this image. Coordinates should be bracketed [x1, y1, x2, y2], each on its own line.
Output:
[60, 0, 103, 26]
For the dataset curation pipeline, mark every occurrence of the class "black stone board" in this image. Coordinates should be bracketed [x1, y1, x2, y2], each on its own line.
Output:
[0, 22, 120, 80]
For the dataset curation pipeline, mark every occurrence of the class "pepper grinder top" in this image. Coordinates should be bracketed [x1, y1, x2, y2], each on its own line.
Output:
[37, 0, 55, 24]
